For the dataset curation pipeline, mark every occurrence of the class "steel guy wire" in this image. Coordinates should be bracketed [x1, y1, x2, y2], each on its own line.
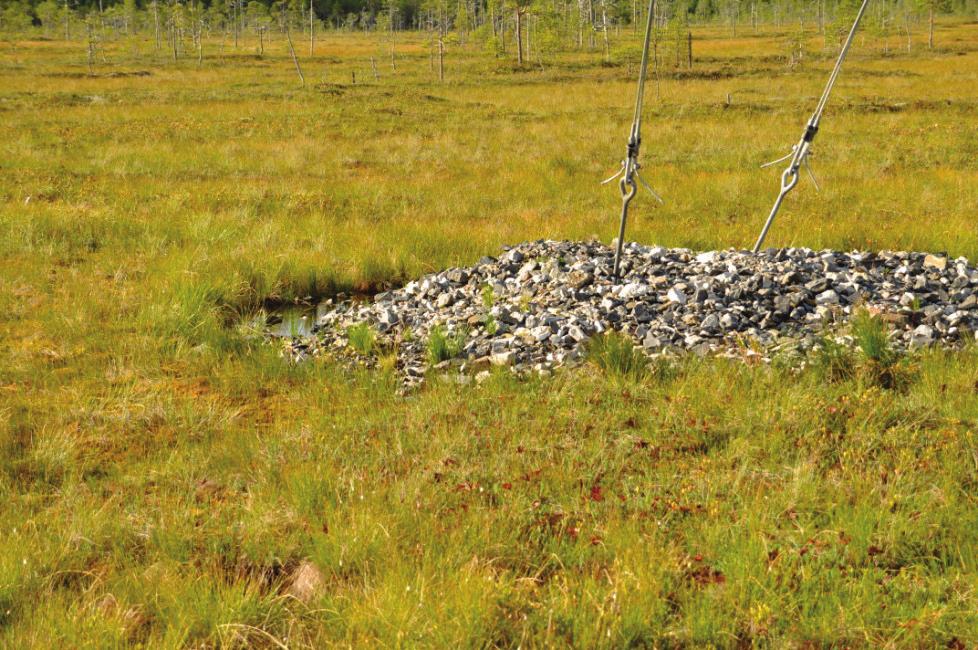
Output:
[751, 0, 871, 253]
[602, 0, 663, 280]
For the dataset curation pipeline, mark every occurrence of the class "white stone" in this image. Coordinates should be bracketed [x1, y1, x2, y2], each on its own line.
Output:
[667, 287, 687, 305]
[816, 289, 840, 305]
[619, 283, 647, 300]
[490, 351, 516, 366]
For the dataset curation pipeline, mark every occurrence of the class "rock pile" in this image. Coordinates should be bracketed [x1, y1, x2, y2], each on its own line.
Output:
[282, 240, 978, 386]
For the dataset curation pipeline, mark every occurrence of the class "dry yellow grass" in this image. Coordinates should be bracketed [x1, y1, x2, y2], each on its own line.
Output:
[1, 19, 978, 646]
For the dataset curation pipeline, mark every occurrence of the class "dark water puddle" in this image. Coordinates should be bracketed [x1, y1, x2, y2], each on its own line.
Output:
[265, 305, 326, 338]
[265, 294, 371, 338]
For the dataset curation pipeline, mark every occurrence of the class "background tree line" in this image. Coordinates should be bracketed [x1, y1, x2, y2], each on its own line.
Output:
[1, 0, 973, 68]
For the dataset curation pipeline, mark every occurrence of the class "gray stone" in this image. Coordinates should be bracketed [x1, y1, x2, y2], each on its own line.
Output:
[289, 239, 978, 389]
[436, 293, 453, 308]
[911, 324, 934, 348]
[700, 314, 720, 331]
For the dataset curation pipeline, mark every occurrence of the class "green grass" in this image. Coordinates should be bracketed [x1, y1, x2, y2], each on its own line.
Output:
[346, 322, 377, 356]
[586, 330, 652, 381]
[426, 325, 466, 364]
[2, 19, 978, 646]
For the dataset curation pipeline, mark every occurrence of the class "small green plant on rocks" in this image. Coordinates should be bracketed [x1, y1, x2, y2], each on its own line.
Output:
[346, 322, 377, 356]
[481, 284, 495, 309]
[484, 315, 498, 335]
[427, 325, 466, 364]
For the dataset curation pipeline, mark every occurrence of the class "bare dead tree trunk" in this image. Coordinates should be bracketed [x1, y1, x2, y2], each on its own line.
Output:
[577, 0, 584, 48]
[152, 1, 160, 50]
[601, 0, 610, 61]
[258, 26, 265, 56]
[515, 8, 523, 64]
[65, 0, 70, 39]
[371, 56, 379, 80]
[87, 22, 95, 73]
[285, 25, 305, 86]
[687, 30, 692, 68]
[438, 25, 445, 80]
[904, 12, 912, 52]
[499, 9, 506, 52]
[309, 0, 315, 55]
[928, 6, 934, 49]
[588, 0, 595, 48]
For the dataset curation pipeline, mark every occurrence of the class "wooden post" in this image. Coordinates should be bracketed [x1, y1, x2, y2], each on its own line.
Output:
[687, 31, 692, 69]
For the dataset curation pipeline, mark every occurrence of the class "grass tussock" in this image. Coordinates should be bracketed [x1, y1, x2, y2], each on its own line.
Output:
[346, 322, 377, 356]
[586, 330, 651, 381]
[852, 308, 915, 389]
[427, 325, 467, 364]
